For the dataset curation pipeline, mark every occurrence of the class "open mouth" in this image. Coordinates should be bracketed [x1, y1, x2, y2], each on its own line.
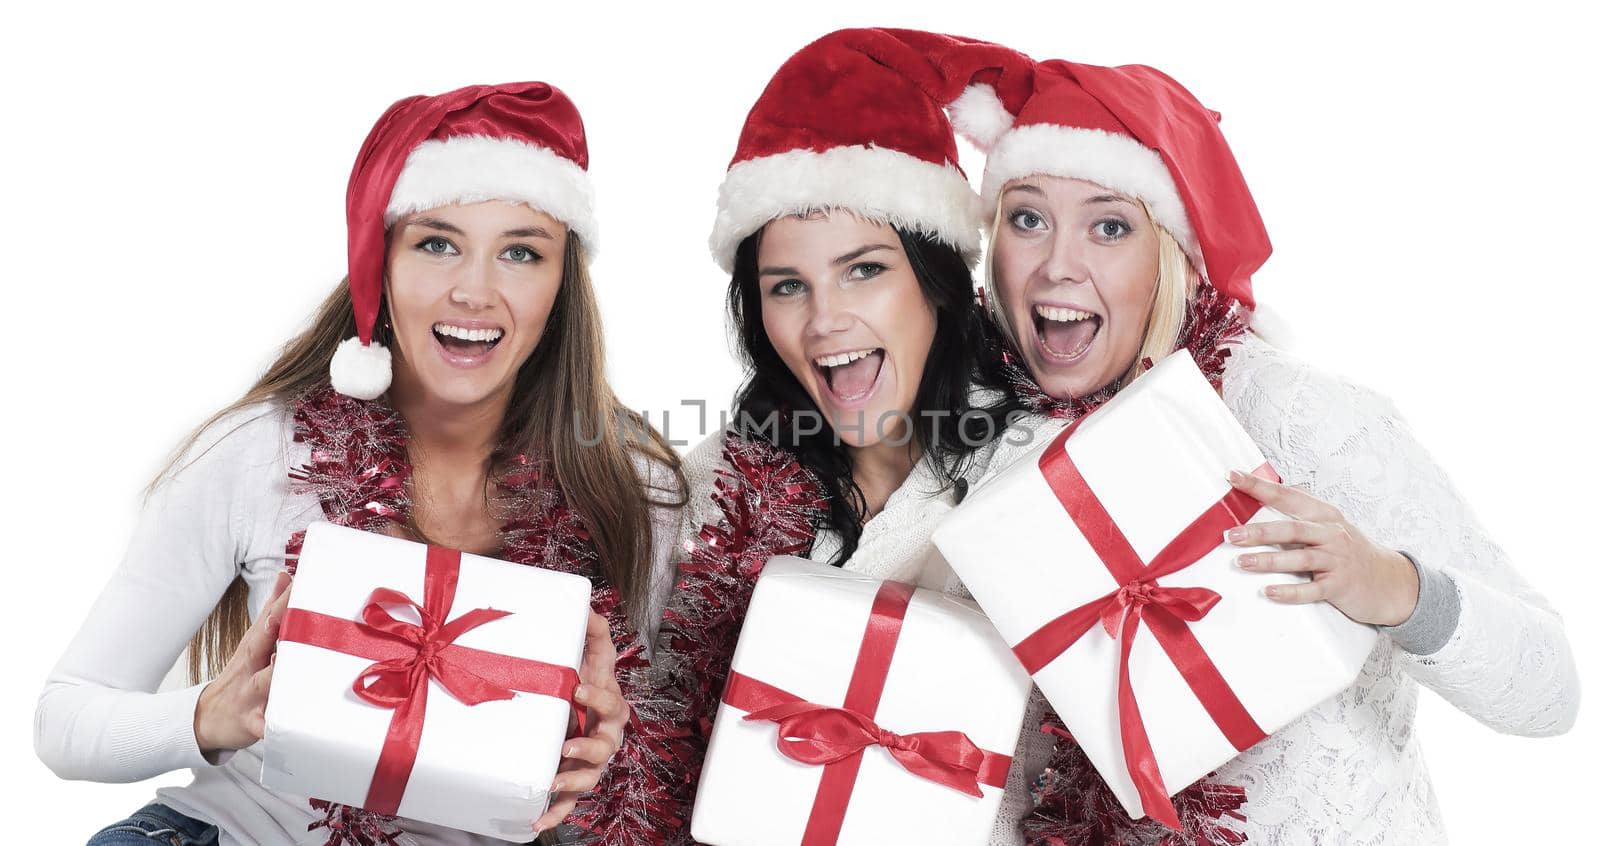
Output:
[812, 347, 885, 404]
[431, 322, 504, 364]
[1033, 304, 1101, 363]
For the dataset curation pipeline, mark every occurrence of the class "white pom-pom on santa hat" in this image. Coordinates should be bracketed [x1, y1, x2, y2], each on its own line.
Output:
[948, 83, 1015, 152]
[330, 337, 392, 400]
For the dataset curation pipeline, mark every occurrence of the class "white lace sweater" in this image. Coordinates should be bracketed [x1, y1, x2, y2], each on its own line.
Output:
[675, 332, 1579, 845]
[35, 403, 680, 846]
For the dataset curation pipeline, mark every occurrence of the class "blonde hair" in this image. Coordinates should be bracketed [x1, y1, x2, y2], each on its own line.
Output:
[984, 199, 1199, 394]
[169, 234, 685, 682]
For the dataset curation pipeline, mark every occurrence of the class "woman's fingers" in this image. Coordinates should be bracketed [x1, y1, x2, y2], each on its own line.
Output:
[577, 688, 627, 757]
[239, 611, 279, 671]
[581, 612, 618, 675]
[268, 570, 291, 603]
[1237, 548, 1330, 574]
[263, 576, 294, 628]
[1262, 579, 1326, 605]
[1227, 519, 1341, 548]
[269, 577, 294, 612]
[575, 682, 627, 724]
[553, 760, 606, 794]
[1228, 470, 1341, 522]
[532, 793, 578, 838]
[250, 655, 275, 699]
[560, 736, 615, 767]
[235, 573, 294, 673]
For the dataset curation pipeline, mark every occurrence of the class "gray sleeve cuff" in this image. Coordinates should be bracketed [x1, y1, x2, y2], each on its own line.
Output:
[1380, 550, 1460, 655]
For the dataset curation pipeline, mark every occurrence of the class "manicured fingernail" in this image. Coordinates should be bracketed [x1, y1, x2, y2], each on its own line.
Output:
[564, 743, 577, 757]
[1228, 470, 1244, 482]
[1236, 554, 1256, 570]
[1263, 585, 1281, 598]
[574, 685, 589, 702]
[1226, 527, 1246, 544]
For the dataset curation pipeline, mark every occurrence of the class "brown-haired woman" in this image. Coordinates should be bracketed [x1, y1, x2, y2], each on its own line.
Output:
[36, 82, 685, 845]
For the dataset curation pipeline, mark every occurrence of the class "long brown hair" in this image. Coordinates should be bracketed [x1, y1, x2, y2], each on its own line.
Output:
[173, 234, 684, 681]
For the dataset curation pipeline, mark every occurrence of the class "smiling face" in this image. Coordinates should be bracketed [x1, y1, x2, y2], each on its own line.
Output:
[757, 212, 937, 449]
[384, 200, 566, 411]
[990, 176, 1161, 399]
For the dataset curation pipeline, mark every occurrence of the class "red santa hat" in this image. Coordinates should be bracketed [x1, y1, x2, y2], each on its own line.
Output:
[708, 28, 1033, 273]
[332, 81, 598, 400]
[950, 59, 1272, 308]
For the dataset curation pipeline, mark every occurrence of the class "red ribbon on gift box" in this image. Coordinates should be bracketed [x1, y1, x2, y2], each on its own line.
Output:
[1010, 417, 1278, 829]
[279, 545, 580, 815]
[722, 580, 1012, 846]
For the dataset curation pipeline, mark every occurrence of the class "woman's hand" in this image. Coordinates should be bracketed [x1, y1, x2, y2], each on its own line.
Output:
[1226, 470, 1420, 626]
[532, 611, 630, 837]
[193, 570, 291, 756]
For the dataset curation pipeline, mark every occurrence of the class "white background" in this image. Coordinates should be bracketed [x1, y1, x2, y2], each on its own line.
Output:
[3, 1, 1593, 842]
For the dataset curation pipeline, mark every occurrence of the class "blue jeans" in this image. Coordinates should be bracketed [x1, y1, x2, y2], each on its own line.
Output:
[87, 803, 219, 846]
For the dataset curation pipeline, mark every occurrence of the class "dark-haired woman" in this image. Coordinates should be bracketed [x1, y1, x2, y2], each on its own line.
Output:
[36, 82, 684, 845]
[644, 30, 1048, 841]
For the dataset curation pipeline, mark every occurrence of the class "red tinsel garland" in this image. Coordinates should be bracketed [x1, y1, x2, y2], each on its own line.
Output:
[641, 434, 827, 844]
[284, 385, 683, 846]
[1023, 716, 1248, 846]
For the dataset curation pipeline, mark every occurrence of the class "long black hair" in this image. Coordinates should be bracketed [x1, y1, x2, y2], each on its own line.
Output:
[726, 220, 1020, 564]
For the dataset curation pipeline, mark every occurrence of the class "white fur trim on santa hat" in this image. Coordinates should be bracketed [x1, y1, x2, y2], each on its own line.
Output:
[710, 145, 983, 273]
[948, 84, 1014, 153]
[981, 124, 1202, 276]
[330, 337, 392, 400]
[386, 134, 599, 254]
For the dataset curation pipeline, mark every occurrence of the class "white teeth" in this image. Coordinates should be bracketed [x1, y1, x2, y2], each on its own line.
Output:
[1035, 305, 1096, 322]
[812, 349, 879, 369]
[433, 324, 504, 343]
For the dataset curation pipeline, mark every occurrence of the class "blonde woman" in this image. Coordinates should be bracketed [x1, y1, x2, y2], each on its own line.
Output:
[949, 59, 1579, 844]
[36, 82, 684, 845]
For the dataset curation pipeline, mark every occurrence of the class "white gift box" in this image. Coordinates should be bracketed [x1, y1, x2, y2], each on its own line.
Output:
[261, 521, 591, 840]
[932, 350, 1377, 822]
[690, 556, 1033, 846]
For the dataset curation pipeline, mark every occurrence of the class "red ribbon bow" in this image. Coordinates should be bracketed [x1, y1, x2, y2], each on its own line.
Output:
[723, 581, 1011, 846]
[1010, 417, 1277, 829]
[1096, 580, 1222, 639]
[280, 545, 580, 815]
[745, 698, 994, 798]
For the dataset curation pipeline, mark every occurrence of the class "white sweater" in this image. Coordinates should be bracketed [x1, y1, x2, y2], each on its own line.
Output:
[35, 402, 680, 846]
[969, 334, 1580, 845]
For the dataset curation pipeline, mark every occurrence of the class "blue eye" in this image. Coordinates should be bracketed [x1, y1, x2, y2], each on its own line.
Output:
[1008, 209, 1047, 232]
[847, 262, 886, 281]
[771, 278, 805, 297]
[501, 245, 543, 264]
[416, 236, 458, 256]
[1093, 218, 1133, 241]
